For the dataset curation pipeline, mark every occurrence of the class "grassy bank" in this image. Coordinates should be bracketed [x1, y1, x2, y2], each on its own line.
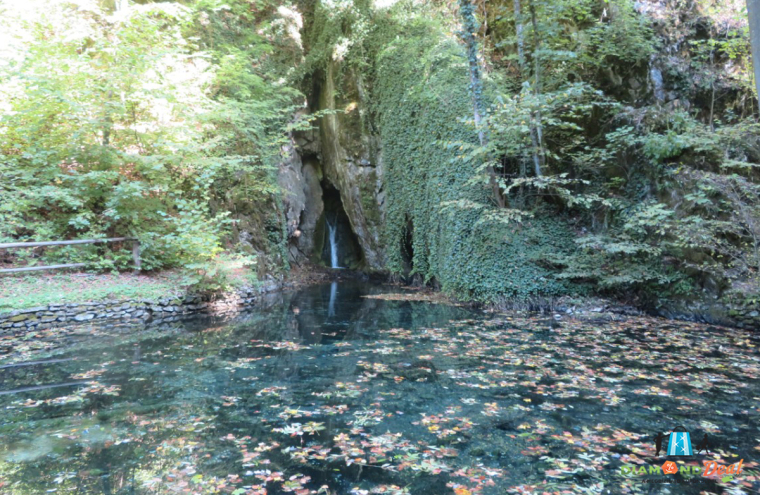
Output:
[0, 258, 264, 312]
[0, 272, 188, 312]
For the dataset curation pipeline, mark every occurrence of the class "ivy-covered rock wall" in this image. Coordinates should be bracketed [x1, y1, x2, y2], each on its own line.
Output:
[291, 0, 576, 299]
[292, 0, 759, 312]
[371, 19, 575, 301]
[295, 1, 573, 299]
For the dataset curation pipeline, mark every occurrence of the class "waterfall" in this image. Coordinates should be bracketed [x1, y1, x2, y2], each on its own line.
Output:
[328, 281, 337, 317]
[327, 219, 340, 269]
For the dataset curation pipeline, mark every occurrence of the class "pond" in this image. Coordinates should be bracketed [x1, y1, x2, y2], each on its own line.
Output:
[0, 282, 758, 494]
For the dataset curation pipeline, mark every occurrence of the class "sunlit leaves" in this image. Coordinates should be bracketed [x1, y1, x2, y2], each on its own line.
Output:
[0, 0, 301, 276]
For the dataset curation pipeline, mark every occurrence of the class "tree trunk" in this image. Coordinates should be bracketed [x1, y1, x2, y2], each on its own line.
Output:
[513, 0, 526, 69]
[103, 90, 113, 146]
[528, 0, 545, 177]
[514, 0, 528, 205]
[747, 0, 760, 102]
[459, 0, 505, 207]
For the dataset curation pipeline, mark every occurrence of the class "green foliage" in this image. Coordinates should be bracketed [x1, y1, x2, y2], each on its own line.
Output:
[551, 110, 760, 299]
[0, 0, 301, 288]
[370, 11, 572, 301]
[1, 0, 758, 308]
[445, 0, 759, 303]
[182, 252, 259, 295]
[582, 0, 657, 67]
[489, 0, 656, 84]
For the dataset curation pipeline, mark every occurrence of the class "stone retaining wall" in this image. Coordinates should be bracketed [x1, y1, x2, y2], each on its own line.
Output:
[727, 307, 760, 329]
[0, 283, 281, 336]
[654, 299, 760, 330]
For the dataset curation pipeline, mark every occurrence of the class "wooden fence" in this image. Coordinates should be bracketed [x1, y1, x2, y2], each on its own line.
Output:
[0, 237, 140, 274]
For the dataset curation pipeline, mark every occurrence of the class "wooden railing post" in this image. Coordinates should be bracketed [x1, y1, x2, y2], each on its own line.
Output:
[132, 239, 141, 273]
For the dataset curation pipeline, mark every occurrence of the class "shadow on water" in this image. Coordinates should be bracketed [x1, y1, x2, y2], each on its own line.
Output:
[0, 281, 758, 494]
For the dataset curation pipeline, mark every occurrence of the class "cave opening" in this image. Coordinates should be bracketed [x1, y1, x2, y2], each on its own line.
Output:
[317, 182, 363, 269]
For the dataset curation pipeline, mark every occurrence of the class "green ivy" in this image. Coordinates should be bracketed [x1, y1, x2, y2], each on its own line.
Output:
[368, 12, 573, 301]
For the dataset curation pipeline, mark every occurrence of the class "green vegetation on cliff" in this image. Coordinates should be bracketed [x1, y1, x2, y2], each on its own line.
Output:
[372, 17, 574, 300]
[298, 0, 759, 307]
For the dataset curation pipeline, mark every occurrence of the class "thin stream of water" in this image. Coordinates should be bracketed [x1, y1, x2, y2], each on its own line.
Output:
[328, 221, 340, 269]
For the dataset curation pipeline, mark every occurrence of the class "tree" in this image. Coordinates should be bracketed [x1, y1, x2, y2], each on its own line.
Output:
[747, 0, 760, 101]
[0, 0, 300, 275]
[459, 0, 506, 207]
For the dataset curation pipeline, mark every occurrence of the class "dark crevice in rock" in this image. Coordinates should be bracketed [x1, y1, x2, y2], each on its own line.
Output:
[318, 181, 364, 269]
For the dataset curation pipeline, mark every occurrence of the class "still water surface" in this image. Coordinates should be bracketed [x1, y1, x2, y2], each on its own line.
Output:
[1, 282, 759, 494]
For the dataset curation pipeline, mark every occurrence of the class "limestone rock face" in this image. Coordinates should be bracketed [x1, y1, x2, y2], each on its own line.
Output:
[278, 141, 306, 240]
[316, 60, 385, 270]
[278, 139, 324, 263]
[298, 159, 324, 255]
[276, 55, 386, 270]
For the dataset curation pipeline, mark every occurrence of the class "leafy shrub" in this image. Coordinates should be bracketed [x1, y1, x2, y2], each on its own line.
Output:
[0, 0, 299, 274]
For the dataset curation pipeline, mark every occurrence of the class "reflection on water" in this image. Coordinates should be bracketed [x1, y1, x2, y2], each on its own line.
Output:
[0, 282, 758, 495]
[328, 282, 338, 318]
